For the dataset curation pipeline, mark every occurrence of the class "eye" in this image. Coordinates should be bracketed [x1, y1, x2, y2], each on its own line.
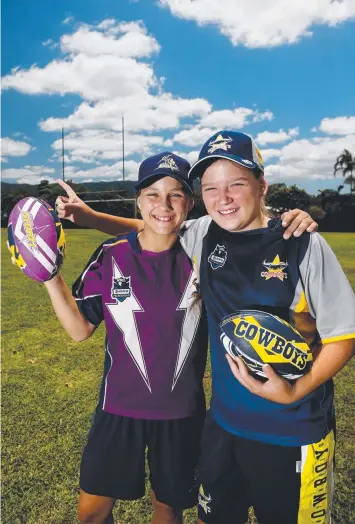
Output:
[170, 192, 184, 198]
[146, 192, 158, 197]
[203, 187, 216, 192]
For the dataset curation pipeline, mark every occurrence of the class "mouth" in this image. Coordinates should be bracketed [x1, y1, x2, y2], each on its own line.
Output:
[152, 215, 175, 222]
[218, 208, 238, 216]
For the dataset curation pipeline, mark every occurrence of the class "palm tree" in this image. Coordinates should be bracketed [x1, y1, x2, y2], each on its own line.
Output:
[334, 149, 355, 194]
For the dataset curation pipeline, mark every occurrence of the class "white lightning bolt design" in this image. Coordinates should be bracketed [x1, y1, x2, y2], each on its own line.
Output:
[14, 198, 56, 273]
[172, 270, 202, 391]
[106, 259, 151, 392]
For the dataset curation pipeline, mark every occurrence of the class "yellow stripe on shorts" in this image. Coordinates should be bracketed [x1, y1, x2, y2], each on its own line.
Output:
[298, 430, 335, 524]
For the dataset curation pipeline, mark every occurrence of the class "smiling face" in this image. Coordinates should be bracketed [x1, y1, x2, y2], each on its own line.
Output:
[137, 176, 193, 236]
[201, 159, 268, 232]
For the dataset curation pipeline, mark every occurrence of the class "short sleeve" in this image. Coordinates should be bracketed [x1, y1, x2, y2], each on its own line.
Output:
[300, 233, 355, 343]
[72, 243, 105, 327]
[179, 216, 212, 262]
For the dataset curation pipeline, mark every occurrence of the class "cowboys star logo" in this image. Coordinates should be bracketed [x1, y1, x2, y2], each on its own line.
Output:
[155, 154, 179, 172]
[207, 134, 233, 154]
[261, 255, 288, 281]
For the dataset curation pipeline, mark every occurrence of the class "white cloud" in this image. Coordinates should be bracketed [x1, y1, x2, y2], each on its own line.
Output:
[60, 21, 160, 58]
[2, 17, 275, 175]
[42, 39, 58, 49]
[3, 19, 213, 141]
[260, 148, 281, 162]
[2, 21, 160, 101]
[172, 127, 215, 147]
[1, 137, 33, 162]
[265, 133, 355, 181]
[172, 108, 274, 148]
[173, 150, 199, 165]
[158, 0, 355, 48]
[40, 93, 211, 133]
[256, 128, 299, 145]
[318, 116, 355, 135]
[51, 129, 166, 163]
[63, 16, 74, 25]
[1, 165, 56, 184]
[199, 108, 273, 128]
[65, 159, 140, 182]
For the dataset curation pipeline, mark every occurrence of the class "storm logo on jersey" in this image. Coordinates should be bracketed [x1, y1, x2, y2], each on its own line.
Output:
[112, 276, 132, 302]
[220, 310, 313, 380]
[208, 244, 227, 270]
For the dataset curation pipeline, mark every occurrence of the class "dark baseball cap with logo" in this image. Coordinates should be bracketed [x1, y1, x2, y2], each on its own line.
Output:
[135, 152, 193, 194]
[188, 130, 264, 180]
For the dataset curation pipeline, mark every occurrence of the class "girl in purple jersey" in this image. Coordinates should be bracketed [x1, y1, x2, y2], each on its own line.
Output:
[45, 152, 210, 524]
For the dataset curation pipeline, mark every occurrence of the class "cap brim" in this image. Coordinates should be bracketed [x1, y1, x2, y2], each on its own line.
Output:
[135, 171, 193, 194]
[188, 154, 262, 180]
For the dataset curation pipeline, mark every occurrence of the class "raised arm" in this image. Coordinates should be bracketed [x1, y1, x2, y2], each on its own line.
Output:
[55, 180, 143, 235]
[44, 273, 96, 342]
[56, 180, 317, 238]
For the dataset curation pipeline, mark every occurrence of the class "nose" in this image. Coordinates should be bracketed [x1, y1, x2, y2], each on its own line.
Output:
[159, 195, 173, 210]
[217, 187, 233, 205]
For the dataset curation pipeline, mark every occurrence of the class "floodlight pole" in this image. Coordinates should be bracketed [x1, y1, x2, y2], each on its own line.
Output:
[122, 115, 125, 188]
[62, 127, 65, 181]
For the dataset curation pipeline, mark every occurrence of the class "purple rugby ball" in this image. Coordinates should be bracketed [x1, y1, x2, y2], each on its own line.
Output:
[8, 197, 66, 282]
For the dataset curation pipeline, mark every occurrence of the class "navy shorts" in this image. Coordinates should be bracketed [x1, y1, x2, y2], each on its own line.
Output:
[198, 412, 335, 524]
[80, 409, 204, 509]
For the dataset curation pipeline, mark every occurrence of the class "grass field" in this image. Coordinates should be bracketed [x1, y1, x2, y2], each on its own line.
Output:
[2, 230, 355, 524]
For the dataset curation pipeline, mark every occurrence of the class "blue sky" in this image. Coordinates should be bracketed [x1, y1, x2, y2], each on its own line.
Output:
[2, 0, 355, 194]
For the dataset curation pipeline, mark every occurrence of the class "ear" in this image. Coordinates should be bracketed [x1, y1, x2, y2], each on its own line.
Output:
[188, 196, 194, 212]
[136, 195, 141, 211]
[260, 176, 268, 198]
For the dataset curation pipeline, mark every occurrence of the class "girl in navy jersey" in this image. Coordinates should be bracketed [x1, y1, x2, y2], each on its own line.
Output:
[184, 132, 355, 524]
[46, 152, 209, 524]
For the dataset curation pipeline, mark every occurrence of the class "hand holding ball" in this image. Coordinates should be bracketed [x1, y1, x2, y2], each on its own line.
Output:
[7, 197, 66, 282]
[220, 310, 313, 381]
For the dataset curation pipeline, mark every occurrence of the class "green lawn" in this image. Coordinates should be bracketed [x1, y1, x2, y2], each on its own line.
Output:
[2, 230, 355, 523]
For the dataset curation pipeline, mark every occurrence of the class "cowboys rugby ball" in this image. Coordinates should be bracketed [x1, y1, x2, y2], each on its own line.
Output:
[220, 310, 312, 380]
[8, 197, 66, 282]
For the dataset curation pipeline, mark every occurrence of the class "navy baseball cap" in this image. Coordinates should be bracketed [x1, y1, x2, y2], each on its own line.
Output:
[135, 152, 193, 194]
[188, 130, 264, 180]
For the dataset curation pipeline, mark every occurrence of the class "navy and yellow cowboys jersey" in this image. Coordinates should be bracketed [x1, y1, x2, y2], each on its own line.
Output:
[180, 217, 355, 446]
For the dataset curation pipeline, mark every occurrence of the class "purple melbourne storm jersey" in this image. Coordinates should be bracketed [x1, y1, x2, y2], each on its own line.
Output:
[72, 231, 208, 420]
